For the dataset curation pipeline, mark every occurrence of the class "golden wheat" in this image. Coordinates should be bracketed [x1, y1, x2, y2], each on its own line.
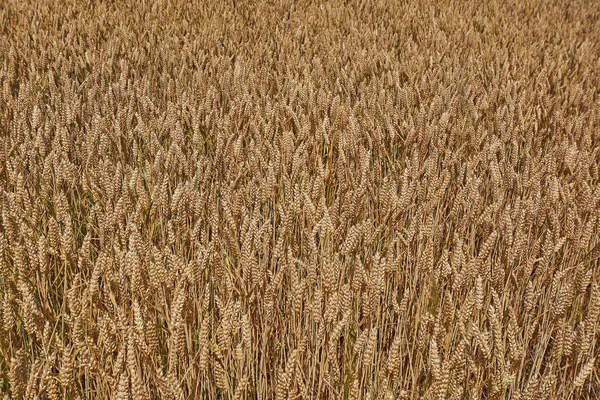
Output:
[0, 0, 599, 398]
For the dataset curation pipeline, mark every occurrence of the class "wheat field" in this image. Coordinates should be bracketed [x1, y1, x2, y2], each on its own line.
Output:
[1, 0, 599, 398]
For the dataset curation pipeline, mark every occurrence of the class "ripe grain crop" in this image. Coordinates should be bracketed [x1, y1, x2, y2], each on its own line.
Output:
[1, 0, 600, 398]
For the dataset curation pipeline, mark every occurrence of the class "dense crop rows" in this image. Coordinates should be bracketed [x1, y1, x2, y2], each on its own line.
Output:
[1, 0, 600, 398]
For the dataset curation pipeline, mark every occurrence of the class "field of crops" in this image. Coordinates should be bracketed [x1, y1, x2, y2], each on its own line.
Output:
[1, 0, 599, 398]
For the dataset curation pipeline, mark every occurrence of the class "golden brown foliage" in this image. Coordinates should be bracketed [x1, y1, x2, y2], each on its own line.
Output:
[1, 0, 600, 398]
